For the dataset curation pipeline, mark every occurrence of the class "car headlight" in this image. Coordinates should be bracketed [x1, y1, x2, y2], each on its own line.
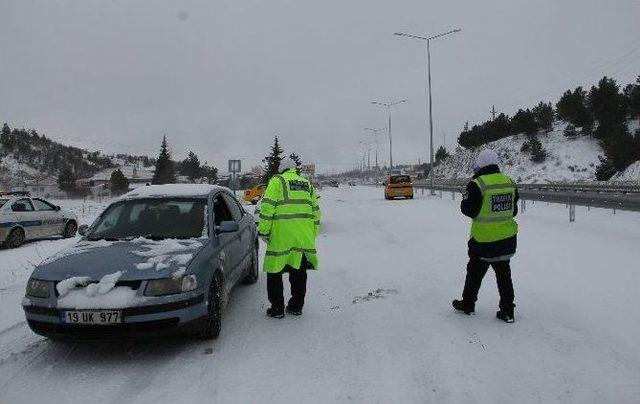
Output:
[26, 279, 50, 298]
[144, 275, 198, 296]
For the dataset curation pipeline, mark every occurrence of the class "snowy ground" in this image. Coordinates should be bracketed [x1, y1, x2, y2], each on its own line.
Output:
[0, 187, 639, 404]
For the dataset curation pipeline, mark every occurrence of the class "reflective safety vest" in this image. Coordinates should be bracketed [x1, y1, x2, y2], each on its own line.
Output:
[258, 168, 321, 273]
[470, 173, 518, 243]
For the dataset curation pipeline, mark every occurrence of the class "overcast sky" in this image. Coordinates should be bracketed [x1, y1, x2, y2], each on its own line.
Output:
[1, 0, 639, 173]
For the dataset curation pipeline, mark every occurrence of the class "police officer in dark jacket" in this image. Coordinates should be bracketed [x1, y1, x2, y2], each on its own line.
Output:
[453, 149, 519, 323]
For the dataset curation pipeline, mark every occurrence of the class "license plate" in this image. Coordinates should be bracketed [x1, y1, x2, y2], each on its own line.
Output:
[61, 310, 122, 325]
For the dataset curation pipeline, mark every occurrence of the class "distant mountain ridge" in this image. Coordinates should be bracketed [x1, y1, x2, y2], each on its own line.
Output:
[0, 122, 154, 188]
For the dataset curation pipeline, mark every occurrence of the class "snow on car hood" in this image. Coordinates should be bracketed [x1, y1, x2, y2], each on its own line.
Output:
[33, 237, 207, 282]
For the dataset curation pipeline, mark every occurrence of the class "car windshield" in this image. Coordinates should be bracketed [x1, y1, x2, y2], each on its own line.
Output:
[87, 198, 207, 241]
[390, 176, 411, 184]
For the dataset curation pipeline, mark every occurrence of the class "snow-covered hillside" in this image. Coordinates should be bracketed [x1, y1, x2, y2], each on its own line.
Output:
[432, 120, 639, 183]
[611, 160, 640, 182]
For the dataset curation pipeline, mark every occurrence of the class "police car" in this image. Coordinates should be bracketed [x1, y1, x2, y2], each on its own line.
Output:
[0, 192, 78, 248]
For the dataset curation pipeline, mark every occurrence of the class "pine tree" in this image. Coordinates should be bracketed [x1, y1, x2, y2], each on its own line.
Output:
[1, 123, 13, 151]
[262, 135, 284, 182]
[435, 146, 450, 165]
[623, 76, 640, 118]
[532, 102, 554, 132]
[152, 135, 176, 184]
[181, 151, 201, 181]
[511, 109, 538, 135]
[528, 136, 547, 163]
[57, 166, 77, 195]
[289, 152, 302, 168]
[563, 124, 578, 138]
[110, 169, 129, 195]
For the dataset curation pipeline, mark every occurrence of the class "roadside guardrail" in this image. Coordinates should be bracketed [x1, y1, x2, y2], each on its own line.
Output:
[407, 180, 640, 220]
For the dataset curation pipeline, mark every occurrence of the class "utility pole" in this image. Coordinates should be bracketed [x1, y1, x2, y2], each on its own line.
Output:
[371, 101, 407, 173]
[394, 28, 461, 194]
[491, 105, 497, 121]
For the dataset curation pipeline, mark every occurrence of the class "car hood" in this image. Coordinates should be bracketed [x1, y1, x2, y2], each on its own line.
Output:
[33, 238, 208, 282]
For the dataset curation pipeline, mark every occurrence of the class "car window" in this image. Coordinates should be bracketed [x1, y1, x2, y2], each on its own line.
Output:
[390, 176, 411, 184]
[222, 193, 244, 222]
[93, 204, 125, 235]
[213, 195, 234, 225]
[33, 198, 56, 211]
[89, 198, 207, 240]
[12, 198, 34, 212]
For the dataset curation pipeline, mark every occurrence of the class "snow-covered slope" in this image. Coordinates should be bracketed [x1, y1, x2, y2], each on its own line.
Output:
[610, 160, 640, 182]
[432, 122, 604, 183]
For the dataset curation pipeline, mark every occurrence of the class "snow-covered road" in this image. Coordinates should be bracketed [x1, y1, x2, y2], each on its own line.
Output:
[1, 187, 639, 403]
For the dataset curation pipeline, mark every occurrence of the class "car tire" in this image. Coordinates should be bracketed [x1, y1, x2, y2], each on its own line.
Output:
[63, 221, 77, 238]
[6, 228, 25, 248]
[408, 195, 414, 199]
[242, 246, 259, 285]
[200, 273, 222, 340]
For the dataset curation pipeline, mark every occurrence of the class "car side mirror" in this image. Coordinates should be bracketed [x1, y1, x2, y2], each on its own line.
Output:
[216, 221, 239, 234]
[55, 205, 61, 211]
[78, 224, 89, 236]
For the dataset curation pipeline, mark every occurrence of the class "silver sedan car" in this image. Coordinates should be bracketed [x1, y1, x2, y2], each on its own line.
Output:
[22, 184, 258, 340]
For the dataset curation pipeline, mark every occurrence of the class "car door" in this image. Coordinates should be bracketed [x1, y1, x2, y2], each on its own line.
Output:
[32, 198, 61, 237]
[222, 193, 252, 271]
[212, 194, 242, 284]
[10, 198, 41, 240]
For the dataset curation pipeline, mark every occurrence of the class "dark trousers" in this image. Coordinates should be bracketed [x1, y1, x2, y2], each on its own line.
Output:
[267, 269, 307, 310]
[462, 257, 515, 313]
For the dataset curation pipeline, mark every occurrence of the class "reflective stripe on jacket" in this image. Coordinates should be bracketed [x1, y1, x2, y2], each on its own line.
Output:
[470, 173, 518, 243]
[258, 168, 321, 273]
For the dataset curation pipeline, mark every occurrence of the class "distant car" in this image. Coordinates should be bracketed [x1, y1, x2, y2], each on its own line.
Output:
[384, 175, 414, 200]
[0, 193, 78, 248]
[22, 184, 258, 340]
[328, 180, 339, 188]
[243, 184, 265, 205]
[348, 181, 356, 186]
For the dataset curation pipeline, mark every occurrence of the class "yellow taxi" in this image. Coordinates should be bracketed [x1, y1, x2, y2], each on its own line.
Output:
[384, 175, 414, 200]
[243, 184, 266, 204]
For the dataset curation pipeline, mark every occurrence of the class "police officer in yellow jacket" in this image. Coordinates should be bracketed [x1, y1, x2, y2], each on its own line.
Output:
[258, 156, 321, 318]
[453, 149, 518, 323]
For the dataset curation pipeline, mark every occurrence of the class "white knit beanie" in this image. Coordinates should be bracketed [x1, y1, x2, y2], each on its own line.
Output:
[473, 149, 500, 172]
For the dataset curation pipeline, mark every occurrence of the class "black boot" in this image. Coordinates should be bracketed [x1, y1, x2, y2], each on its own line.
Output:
[266, 306, 284, 319]
[452, 299, 475, 315]
[286, 305, 302, 316]
[496, 310, 514, 323]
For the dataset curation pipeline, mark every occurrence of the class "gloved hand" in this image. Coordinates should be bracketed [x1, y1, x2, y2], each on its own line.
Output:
[259, 234, 269, 244]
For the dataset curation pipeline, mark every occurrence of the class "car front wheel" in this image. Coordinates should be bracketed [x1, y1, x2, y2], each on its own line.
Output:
[6, 228, 25, 248]
[63, 221, 77, 238]
[201, 273, 222, 340]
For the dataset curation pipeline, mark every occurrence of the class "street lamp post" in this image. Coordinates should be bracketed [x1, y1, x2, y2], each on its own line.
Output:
[394, 28, 461, 193]
[364, 126, 387, 171]
[371, 100, 407, 174]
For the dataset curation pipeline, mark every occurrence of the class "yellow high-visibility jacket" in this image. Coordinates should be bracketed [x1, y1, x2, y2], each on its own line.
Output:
[258, 168, 321, 273]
